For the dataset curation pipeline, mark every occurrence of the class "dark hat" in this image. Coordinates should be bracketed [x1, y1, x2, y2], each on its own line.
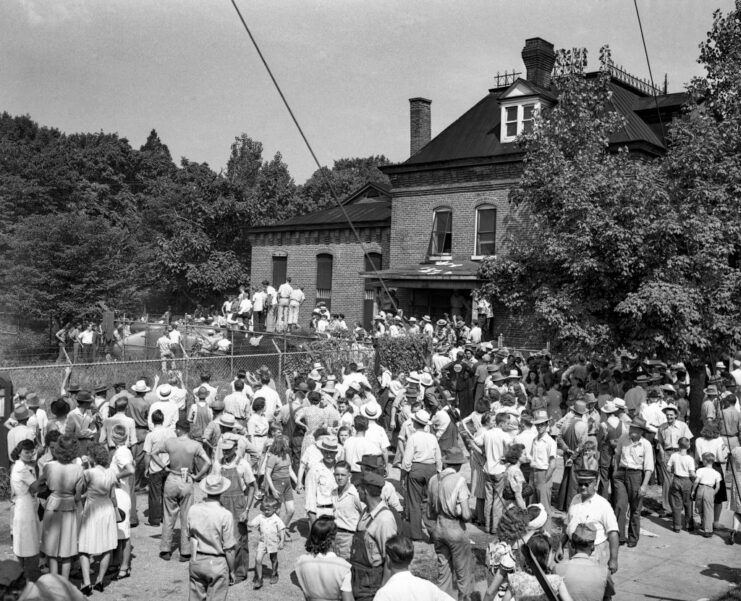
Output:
[0, 559, 24, 587]
[67, 382, 82, 393]
[629, 416, 651, 432]
[76, 390, 93, 404]
[196, 386, 209, 399]
[294, 382, 309, 393]
[360, 472, 386, 489]
[634, 375, 652, 384]
[359, 454, 385, 470]
[13, 406, 30, 421]
[443, 447, 466, 465]
[574, 469, 599, 482]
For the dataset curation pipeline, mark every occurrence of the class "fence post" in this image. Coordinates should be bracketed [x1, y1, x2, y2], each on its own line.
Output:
[230, 329, 234, 378]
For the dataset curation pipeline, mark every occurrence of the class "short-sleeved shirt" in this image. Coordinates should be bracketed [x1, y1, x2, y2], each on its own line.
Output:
[143, 426, 176, 473]
[187, 500, 236, 556]
[567, 493, 619, 546]
[667, 453, 696, 478]
[358, 502, 398, 567]
[333, 484, 364, 531]
[265, 453, 291, 480]
[695, 466, 722, 487]
[530, 434, 557, 470]
[553, 553, 614, 601]
[474, 427, 510, 476]
[658, 421, 693, 450]
[374, 571, 455, 601]
[428, 468, 469, 519]
[249, 513, 285, 551]
[343, 436, 382, 472]
[616, 436, 655, 472]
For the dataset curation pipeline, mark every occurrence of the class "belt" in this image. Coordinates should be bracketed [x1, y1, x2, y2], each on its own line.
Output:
[624, 468, 644, 472]
[195, 551, 225, 557]
[664, 448, 679, 452]
[316, 504, 334, 509]
[252, 434, 267, 437]
[135, 425, 148, 430]
[336, 527, 355, 534]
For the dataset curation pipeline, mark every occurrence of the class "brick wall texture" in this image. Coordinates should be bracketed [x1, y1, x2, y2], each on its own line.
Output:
[250, 226, 389, 327]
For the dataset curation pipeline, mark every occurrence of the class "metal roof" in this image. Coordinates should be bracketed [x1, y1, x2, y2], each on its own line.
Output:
[277, 200, 390, 227]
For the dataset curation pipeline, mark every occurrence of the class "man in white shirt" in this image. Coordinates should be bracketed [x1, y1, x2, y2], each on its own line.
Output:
[251, 285, 268, 331]
[157, 330, 175, 373]
[473, 412, 511, 534]
[168, 324, 182, 358]
[361, 402, 390, 456]
[148, 384, 179, 432]
[192, 374, 218, 406]
[530, 410, 557, 515]
[276, 277, 293, 327]
[223, 379, 252, 427]
[373, 534, 454, 601]
[288, 285, 305, 326]
[254, 382, 282, 424]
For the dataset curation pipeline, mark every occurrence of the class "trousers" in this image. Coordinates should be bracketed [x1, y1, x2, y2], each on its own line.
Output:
[669, 475, 693, 530]
[658, 451, 675, 512]
[148, 470, 166, 525]
[612, 468, 643, 544]
[695, 484, 716, 534]
[431, 516, 473, 600]
[161, 474, 193, 555]
[484, 472, 506, 534]
[333, 530, 354, 561]
[531, 469, 552, 515]
[405, 462, 437, 540]
[288, 302, 300, 325]
[189, 556, 228, 601]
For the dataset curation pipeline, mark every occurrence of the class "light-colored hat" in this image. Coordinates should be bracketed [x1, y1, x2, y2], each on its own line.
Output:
[704, 385, 719, 397]
[443, 446, 466, 465]
[316, 438, 339, 453]
[491, 372, 507, 383]
[157, 384, 173, 400]
[507, 370, 521, 379]
[407, 371, 420, 384]
[408, 317, 417, 323]
[422, 315, 432, 322]
[411, 409, 431, 426]
[715, 361, 726, 369]
[13, 406, 30, 421]
[662, 403, 679, 414]
[419, 373, 434, 388]
[200, 474, 231, 495]
[313, 362, 324, 371]
[572, 400, 588, 415]
[613, 398, 627, 410]
[361, 401, 382, 419]
[573, 523, 597, 543]
[660, 383, 676, 394]
[131, 380, 151, 393]
[601, 401, 618, 414]
[217, 413, 236, 428]
[347, 381, 361, 393]
[322, 380, 336, 393]
[531, 410, 550, 424]
[436, 319, 447, 326]
[25, 393, 40, 409]
[356, 361, 366, 371]
[308, 370, 322, 382]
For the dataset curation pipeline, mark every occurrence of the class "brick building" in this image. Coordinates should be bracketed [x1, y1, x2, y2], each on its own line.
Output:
[249, 182, 390, 329]
[250, 37, 685, 343]
[362, 37, 685, 345]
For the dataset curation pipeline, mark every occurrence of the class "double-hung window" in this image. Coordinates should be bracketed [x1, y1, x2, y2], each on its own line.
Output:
[428, 209, 452, 257]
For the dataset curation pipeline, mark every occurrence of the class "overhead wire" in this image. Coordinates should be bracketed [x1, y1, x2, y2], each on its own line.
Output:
[632, 0, 666, 143]
[229, 0, 399, 313]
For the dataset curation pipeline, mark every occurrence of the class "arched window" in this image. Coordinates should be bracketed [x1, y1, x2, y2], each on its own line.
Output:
[475, 206, 496, 257]
[316, 253, 333, 308]
[428, 208, 452, 257]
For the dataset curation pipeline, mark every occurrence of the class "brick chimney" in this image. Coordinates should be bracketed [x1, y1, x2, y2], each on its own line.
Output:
[409, 97, 431, 156]
[521, 37, 555, 89]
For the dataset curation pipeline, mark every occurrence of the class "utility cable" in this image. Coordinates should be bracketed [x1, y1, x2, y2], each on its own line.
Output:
[229, 0, 399, 313]
[633, 0, 666, 143]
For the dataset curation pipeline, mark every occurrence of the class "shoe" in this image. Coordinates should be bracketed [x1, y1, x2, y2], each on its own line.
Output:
[269, 574, 279, 585]
[627, 541, 637, 548]
[688, 524, 695, 532]
[702, 533, 713, 538]
[179, 554, 191, 563]
[727, 531, 736, 545]
[93, 582, 105, 593]
[159, 552, 172, 561]
[80, 585, 93, 597]
[673, 528, 681, 533]
[147, 522, 161, 527]
[253, 580, 263, 590]
[116, 569, 131, 580]
[618, 540, 626, 546]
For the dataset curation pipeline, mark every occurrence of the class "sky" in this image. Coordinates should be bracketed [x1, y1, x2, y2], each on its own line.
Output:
[1, 0, 735, 183]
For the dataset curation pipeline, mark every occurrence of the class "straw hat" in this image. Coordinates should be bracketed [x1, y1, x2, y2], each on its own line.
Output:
[361, 401, 382, 420]
[199, 474, 231, 495]
[411, 409, 431, 426]
[131, 380, 151, 393]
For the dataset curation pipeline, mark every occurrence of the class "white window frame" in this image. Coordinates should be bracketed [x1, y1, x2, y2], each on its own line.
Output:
[500, 101, 540, 143]
[472, 205, 496, 260]
[427, 208, 453, 259]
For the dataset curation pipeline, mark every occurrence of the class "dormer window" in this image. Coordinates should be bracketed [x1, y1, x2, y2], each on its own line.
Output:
[501, 102, 538, 142]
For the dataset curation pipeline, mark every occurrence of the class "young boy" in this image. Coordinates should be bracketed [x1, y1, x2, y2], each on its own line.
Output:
[668, 437, 696, 532]
[692, 452, 722, 537]
[249, 497, 285, 589]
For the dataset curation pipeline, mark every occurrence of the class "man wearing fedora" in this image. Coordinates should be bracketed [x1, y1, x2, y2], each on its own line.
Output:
[5, 406, 34, 461]
[597, 401, 625, 499]
[64, 389, 97, 456]
[612, 416, 654, 547]
[305, 437, 339, 527]
[128, 380, 154, 498]
[530, 409, 557, 514]
[625, 374, 650, 417]
[402, 409, 442, 541]
[657, 403, 693, 516]
[186, 473, 236, 601]
[427, 446, 473, 600]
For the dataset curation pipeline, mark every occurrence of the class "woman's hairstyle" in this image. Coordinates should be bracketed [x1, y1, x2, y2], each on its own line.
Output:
[313, 427, 329, 439]
[252, 397, 266, 413]
[474, 397, 490, 415]
[269, 434, 289, 459]
[504, 443, 525, 465]
[88, 443, 111, 468]
[305, 516, 337, 555]
[496, 506, 529, 545]
[700, 423, 720, 439]
[45, 430, 62, 450]
[523, 534, 552, 575]
[337, 425, 351, 439]
[481, 412, 493, 427]
[54, 435, 80, 464]
[10, 438, 35, 462]
[308, 391, 322, 405]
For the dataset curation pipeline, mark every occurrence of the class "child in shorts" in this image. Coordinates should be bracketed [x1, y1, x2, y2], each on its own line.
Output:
[692, 452, 722, 537]
[249, 497, 285, 589]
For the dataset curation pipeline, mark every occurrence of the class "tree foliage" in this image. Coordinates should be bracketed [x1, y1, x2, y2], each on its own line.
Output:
[479, 9, 741, 364]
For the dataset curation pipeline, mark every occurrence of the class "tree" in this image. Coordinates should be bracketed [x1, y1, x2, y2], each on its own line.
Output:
[226, 133, 263, 193]
[252, 151, 297, 225]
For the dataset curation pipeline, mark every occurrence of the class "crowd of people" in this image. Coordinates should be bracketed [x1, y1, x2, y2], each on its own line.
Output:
[4, 332, 741, 601]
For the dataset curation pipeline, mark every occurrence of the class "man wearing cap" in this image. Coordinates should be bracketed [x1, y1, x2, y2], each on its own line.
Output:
[612, 417, 654, 547]
[305, 438, 339, 527]
[427, 447, 473, 600]
[564, 469, 619, 572]
[530, 410, 557, 514]
[555, 523, 616, 601]
[402, 409, 442, 540]
[192, 374, 217, 407]
[64, 390, 97, 456]
[352, 471, 398, 601]
[156, 419, 212, 561]
[657, 403, 693, 515]
[186, 473, 237, 601]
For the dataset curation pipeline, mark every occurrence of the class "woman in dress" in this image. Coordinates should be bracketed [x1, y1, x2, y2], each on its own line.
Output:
[695, 423, 729, 526]
[728, 445, 741, 545]
[294, 516, 353, 601]
[40, 435, 84, 579]
[109, 424, 136, 527]
[264, 434, 297, 534]
[78, 443, 118, 595]
[297, 391, 328, 456]
[46, 398, 71, 437]
[504, 535, 573, 601]
[10, 439, 41, 581]
[113, 481, 133, 580]
[503, 443, 529, 510]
